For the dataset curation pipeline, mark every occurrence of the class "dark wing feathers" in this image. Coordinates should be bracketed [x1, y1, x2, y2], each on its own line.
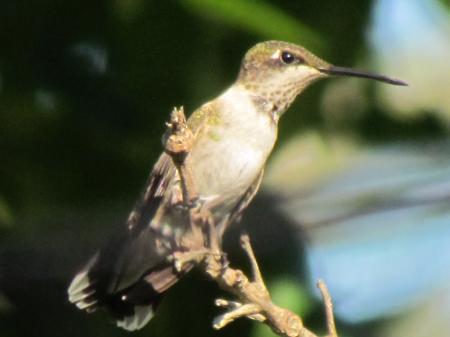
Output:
[129, 153, 174, 232]
[68, 153, 184, 330]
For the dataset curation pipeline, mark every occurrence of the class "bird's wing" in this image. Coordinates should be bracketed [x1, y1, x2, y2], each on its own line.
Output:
[187, 101, 219, 138]
[69, 100, 218, 302]
[127, 153, 175, 233]
[219, 169, 265, 235]
[68, 153, 177, 311]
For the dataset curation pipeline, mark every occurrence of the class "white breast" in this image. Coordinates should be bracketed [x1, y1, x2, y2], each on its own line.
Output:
[189, 85, 278, 202]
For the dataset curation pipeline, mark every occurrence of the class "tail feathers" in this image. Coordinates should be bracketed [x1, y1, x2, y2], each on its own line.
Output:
[68, 267, 163, 330]
[116, 304, 155, 331]
[68, 270, 99, 312]
[68, 261, 192, 330]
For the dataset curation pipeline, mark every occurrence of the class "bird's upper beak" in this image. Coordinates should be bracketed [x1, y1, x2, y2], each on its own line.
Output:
[317, 65, 408, 86]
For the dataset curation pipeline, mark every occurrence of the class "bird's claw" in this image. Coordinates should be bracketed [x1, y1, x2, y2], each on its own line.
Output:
[168, 249, 210, 272]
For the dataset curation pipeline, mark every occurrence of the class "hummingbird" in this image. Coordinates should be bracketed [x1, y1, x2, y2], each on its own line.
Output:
[67, 40, 406, 330]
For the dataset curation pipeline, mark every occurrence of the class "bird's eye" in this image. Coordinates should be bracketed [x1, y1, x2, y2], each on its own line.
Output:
[281, 51, 296, 64]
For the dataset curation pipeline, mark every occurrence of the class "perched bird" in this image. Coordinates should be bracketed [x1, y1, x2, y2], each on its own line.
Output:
[68, 40, 406, 330]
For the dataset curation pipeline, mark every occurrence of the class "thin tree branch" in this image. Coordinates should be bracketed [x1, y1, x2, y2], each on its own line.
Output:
[317, 280, 338, 337]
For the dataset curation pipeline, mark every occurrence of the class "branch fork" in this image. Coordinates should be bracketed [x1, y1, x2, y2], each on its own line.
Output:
[163, 106, 339, 337]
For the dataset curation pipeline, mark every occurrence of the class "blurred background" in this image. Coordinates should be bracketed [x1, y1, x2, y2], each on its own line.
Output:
[1, 0, 450, 337]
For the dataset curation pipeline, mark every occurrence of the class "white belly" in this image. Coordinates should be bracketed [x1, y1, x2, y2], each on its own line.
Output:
[188, 85, 277, 203]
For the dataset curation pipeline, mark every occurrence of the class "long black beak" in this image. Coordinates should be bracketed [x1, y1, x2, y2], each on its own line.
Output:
[318, 66, 408, 86]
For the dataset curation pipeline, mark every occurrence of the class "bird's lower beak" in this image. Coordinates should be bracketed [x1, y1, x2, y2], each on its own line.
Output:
[317, 65, 408, 86]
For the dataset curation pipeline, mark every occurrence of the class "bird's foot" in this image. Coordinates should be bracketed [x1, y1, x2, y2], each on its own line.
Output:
[169, 248, 227, 273]
[169, 249, 210, 272]
[211, 234, 278, 330]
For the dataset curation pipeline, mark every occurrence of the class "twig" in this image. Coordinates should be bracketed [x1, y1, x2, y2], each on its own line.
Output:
[163, 106, 339, 337]
[163, 106, 197, 205]
[317, 280, 338, 337]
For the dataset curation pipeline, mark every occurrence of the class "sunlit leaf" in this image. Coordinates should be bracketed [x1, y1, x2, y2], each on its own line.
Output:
[182, 0, 324, 51]
[439, 0, 450, 11]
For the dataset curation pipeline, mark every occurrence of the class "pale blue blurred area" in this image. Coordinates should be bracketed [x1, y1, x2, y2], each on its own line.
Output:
[302, 145, 450, 321]
[307, 218, 450, 322]
[286, 147, 450, 226]
[368, 0, 450, 122]
[266, 135, 450, 324]
[371, 0, 449, 47]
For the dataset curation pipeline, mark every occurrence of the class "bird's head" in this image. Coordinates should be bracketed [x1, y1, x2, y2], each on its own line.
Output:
[237, 40, 406, 116]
